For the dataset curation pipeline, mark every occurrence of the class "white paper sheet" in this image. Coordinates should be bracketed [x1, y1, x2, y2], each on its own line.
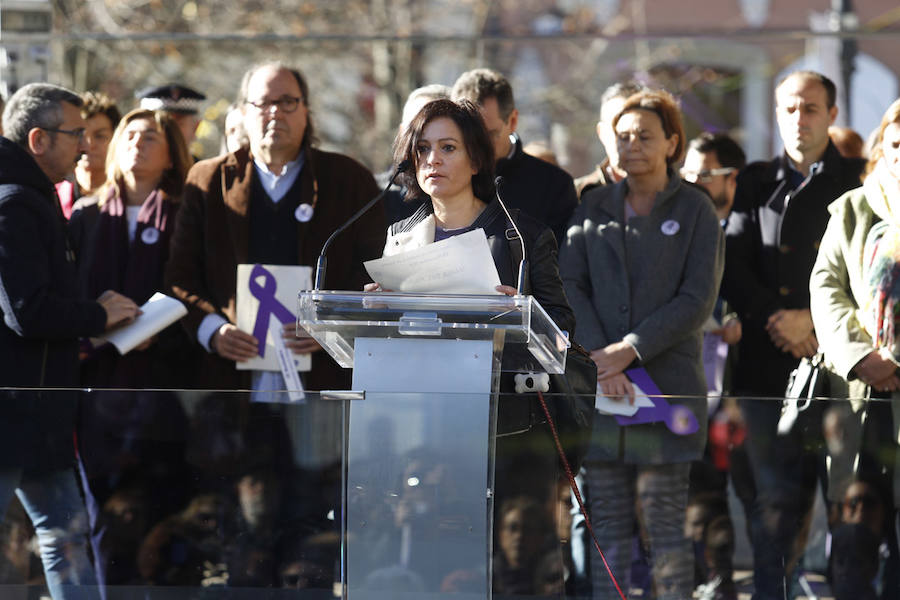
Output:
[364, 228, 502, 294]
[101, 292, 187, 355]
[594, 381, 656, 416]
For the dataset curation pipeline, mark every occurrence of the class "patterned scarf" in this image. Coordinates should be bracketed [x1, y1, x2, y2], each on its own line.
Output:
[85, 184, 177, 305]
[861, 159, 900, 354]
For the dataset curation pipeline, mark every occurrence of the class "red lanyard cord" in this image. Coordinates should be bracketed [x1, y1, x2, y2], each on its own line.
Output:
[536, 390, 628, 600]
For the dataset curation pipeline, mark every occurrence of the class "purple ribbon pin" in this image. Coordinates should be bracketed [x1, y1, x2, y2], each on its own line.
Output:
[614, 368, 699, 436]
[248, 264, 296, 358]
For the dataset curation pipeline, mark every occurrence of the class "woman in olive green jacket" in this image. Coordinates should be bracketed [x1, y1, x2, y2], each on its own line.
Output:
[810, 98, 900, 531]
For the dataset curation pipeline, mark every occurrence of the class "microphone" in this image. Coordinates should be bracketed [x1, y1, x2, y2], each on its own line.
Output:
[494, 176, 527, 295]
[314, 159, 410, 290]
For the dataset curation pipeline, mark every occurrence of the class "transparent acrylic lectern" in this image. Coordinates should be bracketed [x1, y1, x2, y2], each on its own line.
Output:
[297, 291, 569, 599]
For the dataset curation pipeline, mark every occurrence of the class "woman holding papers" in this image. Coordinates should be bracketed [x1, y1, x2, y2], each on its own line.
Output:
[70, 107, 194, 387]
[560, 89, 724, 598]
[374, 98, 579, 595]
[378, 98, 574, 333]
[68, 108, 194, 587]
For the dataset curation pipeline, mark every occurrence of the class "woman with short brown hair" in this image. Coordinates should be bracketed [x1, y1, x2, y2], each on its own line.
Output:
[561, 89, 724, 598]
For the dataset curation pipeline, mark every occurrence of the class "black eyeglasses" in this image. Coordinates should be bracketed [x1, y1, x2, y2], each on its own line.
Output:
[41, 126, 86, 142]
[245, 96, 302, 113]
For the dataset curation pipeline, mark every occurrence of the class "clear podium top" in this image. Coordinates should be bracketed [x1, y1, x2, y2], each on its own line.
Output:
[297, 291, 570, 374]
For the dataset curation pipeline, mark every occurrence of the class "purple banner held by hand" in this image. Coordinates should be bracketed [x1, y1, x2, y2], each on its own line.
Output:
[614, 368, 699, 436]
[248, 263, 297, 358]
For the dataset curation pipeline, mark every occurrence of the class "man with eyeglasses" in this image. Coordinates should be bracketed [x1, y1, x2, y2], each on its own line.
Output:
[166, 64, 384, 591]
[682, 132, 746, 227]
[720, 71, 866, 600]
[680, 131, 748, 600]
[680, 131, 747, 386]
[0, 82, 141, 599]
[166, 61, 384, 392]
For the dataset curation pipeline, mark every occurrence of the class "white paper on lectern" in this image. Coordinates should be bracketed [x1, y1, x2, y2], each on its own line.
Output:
[101, 292, 187, 355]
[236, 264, 312, 372]
[364, 228, 502, 294]
[594, 381, 656, 416]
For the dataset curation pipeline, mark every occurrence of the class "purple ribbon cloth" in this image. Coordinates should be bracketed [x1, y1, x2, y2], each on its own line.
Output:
[248, 264, 296, 357]
[614, 368, 700, 435]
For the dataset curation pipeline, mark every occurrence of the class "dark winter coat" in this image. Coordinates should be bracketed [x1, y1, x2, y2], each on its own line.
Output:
[722, 142, 865, 396]
[0, 137, 107, 470]
[496, 136, 578, 249]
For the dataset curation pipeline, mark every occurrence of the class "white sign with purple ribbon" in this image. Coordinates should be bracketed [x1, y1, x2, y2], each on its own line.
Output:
[236, 263, 312, 372]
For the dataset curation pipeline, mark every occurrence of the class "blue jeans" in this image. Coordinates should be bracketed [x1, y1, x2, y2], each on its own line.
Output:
[738, 398, 824, 600]
[0, 467, 101, 600]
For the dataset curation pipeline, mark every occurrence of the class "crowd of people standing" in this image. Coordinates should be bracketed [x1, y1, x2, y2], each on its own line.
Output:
[0, 60, 899, 600]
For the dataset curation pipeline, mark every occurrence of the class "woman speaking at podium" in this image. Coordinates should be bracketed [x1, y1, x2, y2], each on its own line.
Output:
[376, 98, 574, 335]
[368, 98, 586, 595]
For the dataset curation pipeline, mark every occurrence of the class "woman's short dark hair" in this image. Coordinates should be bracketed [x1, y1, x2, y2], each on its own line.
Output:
[613, 89, 686, 166]
[392, 98, 495, 203]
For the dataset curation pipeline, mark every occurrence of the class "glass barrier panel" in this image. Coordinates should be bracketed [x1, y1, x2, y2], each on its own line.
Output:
[1, 389, 897, 599]
[0, 389, 350, 600]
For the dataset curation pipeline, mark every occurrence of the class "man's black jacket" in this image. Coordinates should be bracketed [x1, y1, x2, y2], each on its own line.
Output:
[0, 137, 106, 469]
[722, 141, 865, 396]
[496, 135, 578, 247]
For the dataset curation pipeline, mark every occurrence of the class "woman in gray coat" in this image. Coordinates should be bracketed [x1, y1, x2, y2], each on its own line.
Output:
[560, 89, 724, 599]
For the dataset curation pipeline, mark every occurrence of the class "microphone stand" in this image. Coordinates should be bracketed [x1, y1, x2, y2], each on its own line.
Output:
[494, 176, 528, 295]
[314, 160, 409, 290]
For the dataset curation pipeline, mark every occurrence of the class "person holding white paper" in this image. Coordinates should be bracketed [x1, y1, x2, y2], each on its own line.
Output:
[372, 98, 573, 334]
[165, 62, 384, 392]
[68, 108, 195, 589]
[371, 98, 578, 597]
[70, 108, 194, 388]
[560, 89, 723, 599]
[0, 82, 142, 600]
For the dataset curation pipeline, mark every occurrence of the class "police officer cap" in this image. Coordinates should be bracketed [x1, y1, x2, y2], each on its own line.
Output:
[137, 84, 206, 115]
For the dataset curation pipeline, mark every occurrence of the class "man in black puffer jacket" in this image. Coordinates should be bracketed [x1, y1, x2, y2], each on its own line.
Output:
[0, 83, 139, 599]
